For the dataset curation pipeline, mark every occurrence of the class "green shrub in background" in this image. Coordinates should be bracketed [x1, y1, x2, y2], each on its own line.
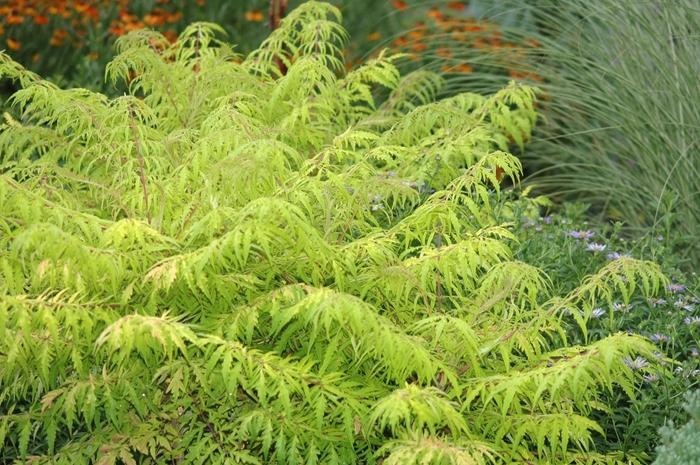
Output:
[0, 2, 675, 464]
[653, 390, 700, 465]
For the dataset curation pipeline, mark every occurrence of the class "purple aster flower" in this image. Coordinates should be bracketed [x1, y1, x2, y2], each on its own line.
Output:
[586, 242, 606, 252]
[649, 333, 670, 343]
[590, 307, 606, 319]
[691, 348, 699, 358]
[684, 316, 700, 326]
[643, 373, 659, 383]
[667, 283, 686, 294]
[568, 230, 595, 240]
[542, 216, 553, 224]
[623, 356, 649, 370]
[648, 298, 667, 307]
[657, 235, 664, 241]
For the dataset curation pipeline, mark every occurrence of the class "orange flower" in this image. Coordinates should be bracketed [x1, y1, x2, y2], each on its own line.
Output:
[166, 11, 182, 23]
[144, 13, 165, 26]
[446, 1, 466, 10]
[196, 0, 205, 5]
[87, 52, 99, 61]
[436, 47, 452, 58]
[32, 53, 41, 62]
[6, 15, 25, 25]
[427, 7, 443, 20]
[85, 6, 99, 20]
[6, 38, 21, 50]
[526, 38, 541, 48]
[392, 0, 408, 10]
[508, 69, 543, 82]
[33, 14, 50, 25]
[455, 63, 472, 73]
[244, 10, 264, 22]
[462, 20, 484, 32]
[392, 36, 408, 47]
[125, 20, 145, 32]
[411, 41, 427, 52]
[367, 31, 381, 41]
[109, 24, 125, 36]
[74, 2, 90, 13]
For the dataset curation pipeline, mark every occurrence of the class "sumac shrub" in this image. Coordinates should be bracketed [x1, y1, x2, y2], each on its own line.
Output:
[0, 2, 668, 464]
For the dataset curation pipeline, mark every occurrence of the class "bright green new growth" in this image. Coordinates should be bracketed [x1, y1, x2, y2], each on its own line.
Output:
[0, 2, 667, 464]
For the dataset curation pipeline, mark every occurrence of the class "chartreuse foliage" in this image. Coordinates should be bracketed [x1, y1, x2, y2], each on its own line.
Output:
[0, 2, 667, 464]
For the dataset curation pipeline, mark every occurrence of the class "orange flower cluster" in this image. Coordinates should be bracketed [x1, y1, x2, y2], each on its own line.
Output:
[381, 0, 542, 80]
[108, 5, 182, 41]
[0, 0, 210, 52]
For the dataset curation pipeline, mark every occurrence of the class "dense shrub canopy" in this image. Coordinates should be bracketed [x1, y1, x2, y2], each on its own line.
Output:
[0, 2, 668, 464]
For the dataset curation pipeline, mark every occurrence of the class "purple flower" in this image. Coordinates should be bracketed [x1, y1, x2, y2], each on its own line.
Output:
[643, 373, 659, 383]
[586, 242, 607, 252]
[667, 283, 686, 294]
[684, 316, 700, 326]
[648, 298, 667, 307]
[649, 333, 670, 343]
[568, 230, 595, 240]
[591, 308, 606, 319]
[542, 216, 553, 224]
[692, 348, 699, 357]
[623, 356, 649, 370]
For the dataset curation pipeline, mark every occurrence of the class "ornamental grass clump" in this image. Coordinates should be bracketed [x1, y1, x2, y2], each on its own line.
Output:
[0, 2, 669, 464]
